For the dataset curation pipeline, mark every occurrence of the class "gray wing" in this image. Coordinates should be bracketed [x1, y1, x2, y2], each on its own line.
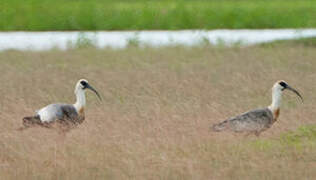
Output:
[43, 103, 78, 121]
[213, 108, 273, 132]
[58, 104, 79, 121]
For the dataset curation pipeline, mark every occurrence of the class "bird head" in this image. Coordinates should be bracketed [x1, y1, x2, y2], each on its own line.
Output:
[75, 79, 102, 100]
[273, 80, 303, 102]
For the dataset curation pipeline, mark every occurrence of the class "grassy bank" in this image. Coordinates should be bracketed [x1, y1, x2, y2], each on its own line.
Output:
[260, 37, 316, 47]
[0, 44, 316, 179]
[1, 0, 316, 31]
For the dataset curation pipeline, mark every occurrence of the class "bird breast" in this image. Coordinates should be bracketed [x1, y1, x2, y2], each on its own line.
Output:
[78, 107, 85, 116]
[273, 108, 280, 122]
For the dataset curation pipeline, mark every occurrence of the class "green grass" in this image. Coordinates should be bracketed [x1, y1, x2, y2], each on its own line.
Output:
[248, 125, 316, 151]
[1, 0, 316, 31]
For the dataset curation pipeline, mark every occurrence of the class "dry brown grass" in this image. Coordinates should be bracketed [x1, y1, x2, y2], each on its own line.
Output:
[0, 45, 316, 179]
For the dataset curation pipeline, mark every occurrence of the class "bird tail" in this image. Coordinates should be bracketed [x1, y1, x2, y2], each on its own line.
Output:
[18, 115, 41, 131]
[211, 120, 229, 132]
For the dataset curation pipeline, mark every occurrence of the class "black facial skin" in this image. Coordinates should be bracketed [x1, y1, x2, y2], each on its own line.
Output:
[279, 81, 287, 91]
[80, 81, 88, 89]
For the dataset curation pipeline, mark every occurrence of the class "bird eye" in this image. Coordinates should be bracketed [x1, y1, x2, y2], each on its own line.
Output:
[279, 81, 287, 88]
[80, 81, 87, 86]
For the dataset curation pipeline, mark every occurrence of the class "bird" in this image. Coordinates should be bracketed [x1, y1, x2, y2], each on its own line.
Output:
[20, 79, 101, 132]
[211, 80, 303, 136]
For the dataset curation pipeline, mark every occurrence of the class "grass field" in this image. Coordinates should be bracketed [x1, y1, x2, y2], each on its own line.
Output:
[0, 43, 316, 179]
[1, 0, 316, 31]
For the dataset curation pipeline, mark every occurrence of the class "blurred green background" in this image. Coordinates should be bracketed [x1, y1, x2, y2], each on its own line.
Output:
[1, 0, 315, 31]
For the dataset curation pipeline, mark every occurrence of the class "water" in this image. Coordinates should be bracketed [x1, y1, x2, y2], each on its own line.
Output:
[1, 29, 316, 51]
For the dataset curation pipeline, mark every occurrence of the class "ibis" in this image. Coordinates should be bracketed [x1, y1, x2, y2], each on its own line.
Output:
[20, 79, 101, 132]
[212, 80, 303, 136]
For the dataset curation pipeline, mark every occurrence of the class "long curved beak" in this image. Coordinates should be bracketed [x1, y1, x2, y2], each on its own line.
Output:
[285, 85, 303, 102]
[86, 84, 102, 101]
